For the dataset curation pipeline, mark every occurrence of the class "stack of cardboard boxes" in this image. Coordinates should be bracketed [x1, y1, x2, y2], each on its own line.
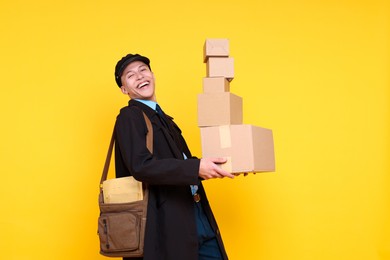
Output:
[198, 39, 275, 174]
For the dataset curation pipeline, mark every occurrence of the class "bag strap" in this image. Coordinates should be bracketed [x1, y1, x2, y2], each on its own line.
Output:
[100, 111, 153, 187]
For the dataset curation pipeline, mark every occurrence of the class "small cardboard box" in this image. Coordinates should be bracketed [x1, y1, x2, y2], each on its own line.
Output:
[197, 92, 243, 127]
[203, 77, 230, 93]
[203, 38, 230, 62]
[200, 124, 275, 174]
[207, 57, 234, 81]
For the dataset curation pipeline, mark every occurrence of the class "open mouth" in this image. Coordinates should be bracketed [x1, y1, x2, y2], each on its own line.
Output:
[137, 82, 149, 89]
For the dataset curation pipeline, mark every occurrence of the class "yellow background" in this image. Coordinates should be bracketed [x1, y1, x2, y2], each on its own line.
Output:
[0, 0, 389, 259]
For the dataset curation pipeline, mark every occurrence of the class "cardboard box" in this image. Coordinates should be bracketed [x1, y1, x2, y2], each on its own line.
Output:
[207, 57, 234, 81]
[203, 38, 230, 62]
[197, 92, 243, 127]
[203, 77, 230, 93]
[200, 125, 275, 174]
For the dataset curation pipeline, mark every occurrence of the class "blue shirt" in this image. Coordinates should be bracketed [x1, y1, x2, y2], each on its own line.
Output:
[135, 99, 198, 195]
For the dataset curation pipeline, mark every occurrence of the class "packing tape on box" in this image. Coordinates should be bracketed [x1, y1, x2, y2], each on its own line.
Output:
[218, 126, 233, 172]
[219, 125, 231, 148]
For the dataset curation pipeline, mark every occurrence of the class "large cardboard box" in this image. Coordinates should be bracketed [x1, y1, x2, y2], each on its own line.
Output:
[207, 57, 234, 81]
[203, 38, 229, 62]
[197, 92, 243, 127]
[203, 77, 230, 93]
[200, 125, 275, 174]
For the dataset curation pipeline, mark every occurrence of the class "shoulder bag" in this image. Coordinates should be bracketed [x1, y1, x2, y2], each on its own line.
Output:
[98, 111, 152, 258]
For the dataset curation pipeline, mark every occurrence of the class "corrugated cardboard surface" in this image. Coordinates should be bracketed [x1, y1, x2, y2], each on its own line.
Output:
[252, 125, 275, 171]
[200, 124, 275, 173]
[203, 38, 230, 62]
[202, 77, 230, 93]
[206, 57, 234, 80]
[197, 92, 243, 127]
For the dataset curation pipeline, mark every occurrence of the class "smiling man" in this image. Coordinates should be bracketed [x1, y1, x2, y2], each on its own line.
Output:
[113, 53, 233, 260]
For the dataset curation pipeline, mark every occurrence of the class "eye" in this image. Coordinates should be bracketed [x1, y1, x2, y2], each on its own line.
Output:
[127, 74, 134, 79]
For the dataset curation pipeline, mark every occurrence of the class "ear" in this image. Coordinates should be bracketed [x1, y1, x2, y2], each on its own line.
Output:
[120, 86, 128, 95]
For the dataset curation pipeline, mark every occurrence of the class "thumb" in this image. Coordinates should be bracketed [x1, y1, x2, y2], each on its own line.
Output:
[211, 157, 227, 164]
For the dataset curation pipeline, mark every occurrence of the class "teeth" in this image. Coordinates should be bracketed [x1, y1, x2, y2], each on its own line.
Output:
[138, 82, 149, 88]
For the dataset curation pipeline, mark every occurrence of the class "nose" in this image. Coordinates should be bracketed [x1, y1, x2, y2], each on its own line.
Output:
[136, 71, 144, 80]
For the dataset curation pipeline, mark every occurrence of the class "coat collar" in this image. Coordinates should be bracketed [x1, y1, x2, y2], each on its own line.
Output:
[128, 99, 157, 120]
[128, 99, 184, 159]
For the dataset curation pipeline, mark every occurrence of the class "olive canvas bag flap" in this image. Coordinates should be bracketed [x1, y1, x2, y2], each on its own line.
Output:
[98, 111, 153, 258]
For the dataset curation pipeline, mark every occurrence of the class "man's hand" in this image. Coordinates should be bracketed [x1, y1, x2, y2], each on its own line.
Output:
[199, 157, 235, 180]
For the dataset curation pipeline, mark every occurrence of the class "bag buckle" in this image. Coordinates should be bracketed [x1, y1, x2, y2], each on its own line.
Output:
[193, 193, 201, 203]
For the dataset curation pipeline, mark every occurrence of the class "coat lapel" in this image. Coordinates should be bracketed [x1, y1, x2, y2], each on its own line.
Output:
[129, 100, 184, 160]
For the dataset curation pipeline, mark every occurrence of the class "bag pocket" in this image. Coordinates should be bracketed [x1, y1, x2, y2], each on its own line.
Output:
[98, 211, 140, 253]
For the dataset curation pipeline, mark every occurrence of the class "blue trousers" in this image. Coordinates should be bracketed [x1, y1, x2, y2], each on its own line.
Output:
[194, 202, 223, 260]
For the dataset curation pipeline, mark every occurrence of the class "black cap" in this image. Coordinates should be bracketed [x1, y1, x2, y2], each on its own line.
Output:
[114, 54, 151, 87]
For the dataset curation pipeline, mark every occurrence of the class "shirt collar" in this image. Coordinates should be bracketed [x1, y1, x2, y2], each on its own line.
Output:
[134, 99, 157, 111]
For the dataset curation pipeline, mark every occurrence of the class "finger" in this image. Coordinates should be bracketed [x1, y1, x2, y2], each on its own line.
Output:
[215, 167, 235, 179]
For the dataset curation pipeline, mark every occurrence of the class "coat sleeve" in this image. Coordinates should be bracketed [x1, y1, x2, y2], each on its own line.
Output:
[115, 107, 200, 186]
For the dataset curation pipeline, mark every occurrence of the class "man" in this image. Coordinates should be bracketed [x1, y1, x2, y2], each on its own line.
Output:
[113, 53, 234, 260]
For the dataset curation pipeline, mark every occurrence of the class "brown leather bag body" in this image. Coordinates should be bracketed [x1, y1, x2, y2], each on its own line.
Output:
[98, 112, 152, 258]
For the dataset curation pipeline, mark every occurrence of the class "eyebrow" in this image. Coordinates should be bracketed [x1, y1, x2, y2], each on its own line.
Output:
[124, 65, 148, 76]
[124, 70, 135, 76]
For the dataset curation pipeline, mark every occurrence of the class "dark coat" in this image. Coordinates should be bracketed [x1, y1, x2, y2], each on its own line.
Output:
[114, 99, 228, 260]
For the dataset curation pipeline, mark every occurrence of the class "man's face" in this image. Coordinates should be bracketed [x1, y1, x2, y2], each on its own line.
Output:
[120, 61, 156, 101]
